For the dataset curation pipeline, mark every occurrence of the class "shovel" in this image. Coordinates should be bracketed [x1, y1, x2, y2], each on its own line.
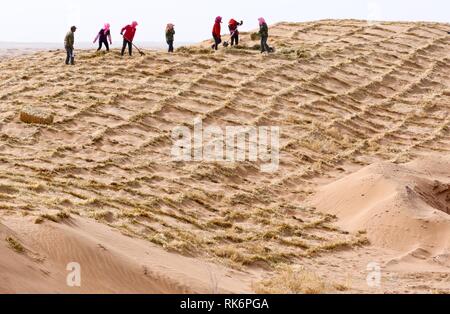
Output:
[123, 37, 146, 56]
[132, 42, 146, 56]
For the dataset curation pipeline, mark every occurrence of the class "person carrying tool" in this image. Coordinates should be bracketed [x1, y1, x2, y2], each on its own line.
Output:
[64, 26, 77, 65]
[166, 23, 175, 53]
[228, 19, 243, 46]
[120, 21, 138, 56]
[258, 17, 271, 53]
[211, 16, 222, 50]
[94, 23, 112, 52]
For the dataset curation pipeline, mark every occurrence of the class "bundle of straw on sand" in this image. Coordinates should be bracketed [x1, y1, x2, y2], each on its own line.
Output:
[20, 106, 54, 125]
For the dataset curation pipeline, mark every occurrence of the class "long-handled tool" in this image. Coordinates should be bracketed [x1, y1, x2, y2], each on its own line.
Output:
[131, 42, 146, 56]
[123, 36, 146, 56]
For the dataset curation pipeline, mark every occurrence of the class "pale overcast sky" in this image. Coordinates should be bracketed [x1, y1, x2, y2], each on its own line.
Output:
[0, 0, 448, 43]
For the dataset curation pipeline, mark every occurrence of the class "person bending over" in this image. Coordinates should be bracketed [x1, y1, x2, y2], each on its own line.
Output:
[121, 21, 138, 56]
[229, 19, 243, 46]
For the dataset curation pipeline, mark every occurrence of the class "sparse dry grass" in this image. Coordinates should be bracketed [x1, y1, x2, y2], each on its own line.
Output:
[432, 289, 450, 295]
[306, 236, 370, 256]
[38, 211, 71, 223]
[6, 236, 25, 253]
[176, 46, 213, 55]
[254, 266, 327, 294]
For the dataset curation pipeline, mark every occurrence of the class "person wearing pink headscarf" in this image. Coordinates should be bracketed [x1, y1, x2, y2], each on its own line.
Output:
[211, 16, 222, 50]
[228, 19, 243, 46]
[258, 17, 271, 53]
[93, 23, 112, 52]
[121, 21, 138, 56]
[166, 24, 175, 53]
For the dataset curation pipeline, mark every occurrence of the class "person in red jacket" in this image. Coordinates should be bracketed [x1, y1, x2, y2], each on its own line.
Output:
[120, 21, 138, 56]
[211, 16, 222, 50]
[228, 19, 243, 46]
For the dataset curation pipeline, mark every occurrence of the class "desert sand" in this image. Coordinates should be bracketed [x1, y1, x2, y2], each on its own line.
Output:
[0, 19, 449, 294]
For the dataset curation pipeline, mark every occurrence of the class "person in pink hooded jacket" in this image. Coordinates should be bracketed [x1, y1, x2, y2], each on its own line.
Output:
[93, 23, 112, 52]
[211, 16, 222, 50]
[120, 21, 138, 56]
[258, 17, 271, 53]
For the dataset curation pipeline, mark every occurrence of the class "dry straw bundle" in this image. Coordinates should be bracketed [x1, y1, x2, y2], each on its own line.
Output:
[20, 106, 54, 125]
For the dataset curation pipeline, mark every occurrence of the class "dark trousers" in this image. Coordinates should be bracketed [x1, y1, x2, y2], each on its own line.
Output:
[231, 33, 239, 46]
[261, 36, 270, 53]
[121, 39, 133, 56]
[65, 47, 74, 65]
[98, 39, 110, 51]
[167, 40, 174, 53]
[212, 35, 221, 50]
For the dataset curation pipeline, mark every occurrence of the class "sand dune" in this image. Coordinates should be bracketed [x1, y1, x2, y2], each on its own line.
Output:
[0, 216, 253, 293]
[311, 154, 450, 256]
[0, 19, 449, 293]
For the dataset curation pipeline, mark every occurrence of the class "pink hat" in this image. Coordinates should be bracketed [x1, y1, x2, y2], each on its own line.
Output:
[215, 16, 222, 23]
[258, 17, 266, 25]
[104, 23, 110, 32]
[132, 21, 138, 27]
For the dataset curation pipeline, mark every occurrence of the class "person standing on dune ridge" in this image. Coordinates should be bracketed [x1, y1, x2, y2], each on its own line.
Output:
[94, 23, 112, 52]
[258, 17, 271, 54]
[121, 21, 138, 56]
[166, 23, 175, 53]
[212, 16, 222, 50]
[64, 26, 77, 65]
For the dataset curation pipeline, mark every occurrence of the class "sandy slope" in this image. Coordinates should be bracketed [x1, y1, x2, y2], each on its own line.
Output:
[0, 216, 253, 293]
[311, 154, 450, 260]
[0, 19, 449, 293]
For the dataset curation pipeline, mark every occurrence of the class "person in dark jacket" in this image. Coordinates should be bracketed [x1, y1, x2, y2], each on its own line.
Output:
[211, 16, 222, 50]
[166, 24, 175, 53]
[228, 19, 243, 46]
[64, 26, 77, 65]
[120, 21, 138, 56]
[258, 17, 271, 53]
[94, 23, 112, 51]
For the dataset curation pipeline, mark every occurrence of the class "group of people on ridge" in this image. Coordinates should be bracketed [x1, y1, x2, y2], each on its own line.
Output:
[212, 16, 271, 53]
[94, 21, 139, 56]
[211, 17, 244, 49]
[64, 21, 140, 65]
[63, 17, 272, 65]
